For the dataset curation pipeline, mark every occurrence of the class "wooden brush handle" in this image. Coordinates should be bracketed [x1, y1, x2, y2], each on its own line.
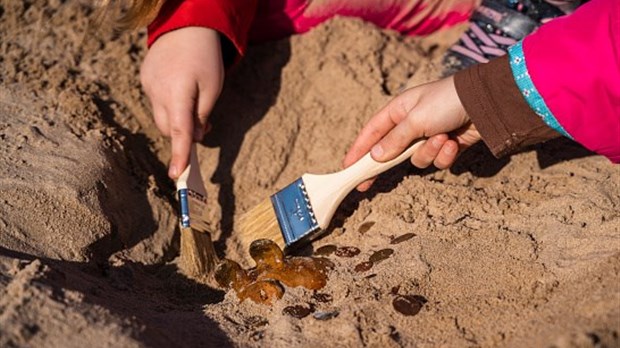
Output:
[303, 139, 426, 229]
[338, 139, 426, 188]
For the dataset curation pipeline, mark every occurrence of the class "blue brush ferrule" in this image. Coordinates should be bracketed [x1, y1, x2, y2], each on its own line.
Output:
[178, 188, 191, 228]
[271, 178, 320, 246]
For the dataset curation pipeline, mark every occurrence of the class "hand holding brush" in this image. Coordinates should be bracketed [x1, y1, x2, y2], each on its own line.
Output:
[236, 76, 479, 253]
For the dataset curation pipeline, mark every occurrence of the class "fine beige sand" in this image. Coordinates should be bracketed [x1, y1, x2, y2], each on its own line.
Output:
[1, 1, 619, 347]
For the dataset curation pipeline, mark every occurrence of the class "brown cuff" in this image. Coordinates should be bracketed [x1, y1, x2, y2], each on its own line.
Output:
[454, 55, 560, 158]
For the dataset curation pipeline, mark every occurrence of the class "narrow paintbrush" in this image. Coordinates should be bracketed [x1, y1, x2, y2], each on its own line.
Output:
[237, 140, 426, 252]
[176, 144, 219, 282]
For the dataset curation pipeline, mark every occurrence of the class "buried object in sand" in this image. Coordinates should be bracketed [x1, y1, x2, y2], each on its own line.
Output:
[215, 239, 333, 305]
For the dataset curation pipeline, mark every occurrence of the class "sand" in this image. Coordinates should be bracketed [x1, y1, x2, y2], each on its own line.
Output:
[1, 1, 619, 347]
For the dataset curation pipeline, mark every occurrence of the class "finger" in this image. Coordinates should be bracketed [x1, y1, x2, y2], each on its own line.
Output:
[410, 134, 448, 168]
[194, 81, 221, 141]
[433, 139, 459, 169]
[167, 101, 195, 179]
[343, 93, 416, 168]
[356, 178, 375, 192]
[151, 104, 170, 137]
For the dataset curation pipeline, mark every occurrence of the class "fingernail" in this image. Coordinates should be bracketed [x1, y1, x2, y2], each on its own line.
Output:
[371, 144, 384, 158]
[169, 164, 179, 179]
[444, 145, 457, 155]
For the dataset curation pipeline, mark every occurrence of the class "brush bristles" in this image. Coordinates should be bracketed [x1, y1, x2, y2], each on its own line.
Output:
[179, 227, 219, 285]
[236, 198, 285, 253]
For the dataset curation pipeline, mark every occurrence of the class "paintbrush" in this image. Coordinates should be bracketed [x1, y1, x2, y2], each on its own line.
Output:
[176, 144, 219, 281]
[237, 140, 426, 252]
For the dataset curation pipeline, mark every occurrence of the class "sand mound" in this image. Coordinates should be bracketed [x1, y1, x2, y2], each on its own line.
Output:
[1, 1, 618, 347]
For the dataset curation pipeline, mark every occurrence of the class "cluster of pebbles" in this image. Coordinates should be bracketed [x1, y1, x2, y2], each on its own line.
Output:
[311, 228, 424, 318]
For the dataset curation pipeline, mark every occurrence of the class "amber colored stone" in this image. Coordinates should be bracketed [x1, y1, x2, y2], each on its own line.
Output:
[312, 292, 333, 303]
[354, 261, 373, 272]
[249, 239, 285, 271]
[334, 246, 361, 258]
[314, 244, 337, 256]
[392, 295, 427, 316]
[369, 249, 394, 264]
[390, 233, 416, 244]
[250, 240, 329, 290]
[282, 304, 313, 319]
[216, 239, 332, 305]
[314, 257, 336, 270]
[214, 259, 251, 291]
[358, 221, 376, 234]
[237, 279, 284, 305]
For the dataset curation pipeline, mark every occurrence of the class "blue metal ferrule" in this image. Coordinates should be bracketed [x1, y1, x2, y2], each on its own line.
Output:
[178, 188, 191, 228]
[270, 178, 320, 246]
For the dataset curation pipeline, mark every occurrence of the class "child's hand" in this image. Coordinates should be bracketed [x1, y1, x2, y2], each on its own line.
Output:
[140, 27, 224, 179]
[343, 76, 481, 191]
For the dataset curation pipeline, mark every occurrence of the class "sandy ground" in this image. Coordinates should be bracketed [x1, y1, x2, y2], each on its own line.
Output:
[1, 1, 619, 347]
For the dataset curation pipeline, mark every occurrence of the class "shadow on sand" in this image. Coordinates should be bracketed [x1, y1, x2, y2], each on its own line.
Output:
[0, 246, 231, 347]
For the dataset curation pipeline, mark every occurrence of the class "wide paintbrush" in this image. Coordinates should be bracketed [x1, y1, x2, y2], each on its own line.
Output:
[236, 140, 426, 252]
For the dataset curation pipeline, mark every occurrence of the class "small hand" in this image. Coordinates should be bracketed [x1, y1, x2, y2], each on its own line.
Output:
[343, 76, 481, 191]
[140, 27, 224, 179]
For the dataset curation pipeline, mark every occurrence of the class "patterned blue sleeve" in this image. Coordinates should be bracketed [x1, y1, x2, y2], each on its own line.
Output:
[508, 41, 573, 139]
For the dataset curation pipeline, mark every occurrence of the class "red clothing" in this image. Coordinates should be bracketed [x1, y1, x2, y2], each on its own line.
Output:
[148, 0, 479, 56]
[147, 0, 258, 55]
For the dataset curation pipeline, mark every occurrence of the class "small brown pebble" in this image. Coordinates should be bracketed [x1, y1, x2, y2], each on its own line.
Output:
[358, 221, 376, 234]
[354, 261, 373, 272]
[314, 244, 338, 256]
[313, 310, 339, 321]
[390, 233, 416, 244]
[388, 325, 400, 342]
[314, 257, 336, 270]
[282, 305, 314, 319]
[365, 274, 377, 279]
[335, 246, 361, 258]
[245, 316, 269, 328]
[392, 295, 427, 316]
[312, 293, 333, 303]
[391, 285, 401, 295]
[369, 249, 394, 264]
[250, 331, 264, 341]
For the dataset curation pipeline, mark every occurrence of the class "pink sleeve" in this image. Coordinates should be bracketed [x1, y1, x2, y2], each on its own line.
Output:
[515, 0, 620, 162]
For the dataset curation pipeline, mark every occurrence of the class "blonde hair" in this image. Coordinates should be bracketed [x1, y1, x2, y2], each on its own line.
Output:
[97, 0, 166, 31]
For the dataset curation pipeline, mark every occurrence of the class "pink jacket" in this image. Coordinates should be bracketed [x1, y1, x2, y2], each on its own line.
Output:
[508, 0, 620, 162]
